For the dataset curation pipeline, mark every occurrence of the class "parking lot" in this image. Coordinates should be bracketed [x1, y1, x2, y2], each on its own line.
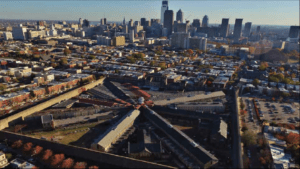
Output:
[256, 100, 300, 125]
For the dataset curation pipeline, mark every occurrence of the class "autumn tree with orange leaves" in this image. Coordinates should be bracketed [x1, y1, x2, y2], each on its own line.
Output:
[50, 154, 65, 167]
[23, 142, 33, 154]
[74, 162, 87, 169]
[60, 158, 74, 168]
[11, 140, 23, 149]
[31, 145, 43, 156]
[88, 166, 99, 169]
[41, 149, 53, 163]
[286, 133, 300, 145]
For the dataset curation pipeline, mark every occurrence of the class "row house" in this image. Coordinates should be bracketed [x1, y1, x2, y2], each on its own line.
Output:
[0, 90, 30, 108]
[31, 87, 46, 98]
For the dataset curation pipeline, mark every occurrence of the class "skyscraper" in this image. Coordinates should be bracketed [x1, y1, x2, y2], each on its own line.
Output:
[220, 18, 229, 38]
[141, 18, 146, 27]
[104, 18, 107, 25]
[129, 19, 133, 27]
[163, 10, 174, 36]
[79, 18, 83, 26]
[161, 0, 169, 24]
[233, 18, 243, 43]
[176, 9, 184, 23]
[123, 17, 126, 25]
[202, 15, 209, 27]
[288, 26, 300, 38]
[256, 26, 261, 33]
[100, 19, 104, 25]
[83, 19, 90, 27]
[192, 19, 201, 28]
[243, 22, 252, 37]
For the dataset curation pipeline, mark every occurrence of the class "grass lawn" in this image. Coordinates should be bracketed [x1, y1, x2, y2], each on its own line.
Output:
[27, 123, 99, 145]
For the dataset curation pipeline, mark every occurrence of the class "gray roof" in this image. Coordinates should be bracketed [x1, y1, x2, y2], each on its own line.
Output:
[211, 119, 227, 139]
[41, 114, 53, 124]
[144, 107, 218, 166]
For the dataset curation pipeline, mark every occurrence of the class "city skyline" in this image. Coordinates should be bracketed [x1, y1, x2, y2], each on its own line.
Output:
[0, 1, 298, 26]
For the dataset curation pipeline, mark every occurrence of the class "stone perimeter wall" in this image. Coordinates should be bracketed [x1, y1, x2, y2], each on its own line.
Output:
[0, 78, 106, 130]
[0, 130, 172, 168]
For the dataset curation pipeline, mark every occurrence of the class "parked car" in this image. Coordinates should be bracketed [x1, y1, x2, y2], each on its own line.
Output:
[247, 150, 251, 158]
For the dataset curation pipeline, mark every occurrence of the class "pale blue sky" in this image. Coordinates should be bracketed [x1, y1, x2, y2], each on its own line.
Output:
[0, 1, 298, 25]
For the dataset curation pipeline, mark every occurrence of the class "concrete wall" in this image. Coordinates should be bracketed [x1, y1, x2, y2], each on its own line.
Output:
[0, 78, 106, 130]
[0, 131, 172, 168]
[232, 88, 243, 168]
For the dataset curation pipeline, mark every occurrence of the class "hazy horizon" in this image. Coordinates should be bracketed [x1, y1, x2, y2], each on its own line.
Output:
[0, 1, 298, 26]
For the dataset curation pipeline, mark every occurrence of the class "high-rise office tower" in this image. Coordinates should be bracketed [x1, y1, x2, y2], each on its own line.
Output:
[103, 18, 107, 25]
[176, 9, 184, 23]
[164, 10, 174, 36]
[202, 15, 209, 27]
[134, 21, 140, 26]
[243, 22, 252, 37]
[176, 23, 188, 33]
[79, 18, 83, 25]
[220, 18, 229, 38]
[83, 19, 90, 27]
[288, 26, 300, 38]
[123, 17, 126, 25]
[233, 18, 243, 43]
[128, 19, 133, 27]
[151, 19, 160, 25]
[256, 26, 261, 33]
[145, 21, 151, 27]
[161, 0, 169, 24]
[141, 18, 146, 27]
[192, 19, 201, 28]
[100, 19, 104, 25]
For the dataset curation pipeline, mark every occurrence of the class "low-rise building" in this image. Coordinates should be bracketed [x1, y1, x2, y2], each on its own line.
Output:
[0, 151, 9, 168]
[91, 110, 140, 152]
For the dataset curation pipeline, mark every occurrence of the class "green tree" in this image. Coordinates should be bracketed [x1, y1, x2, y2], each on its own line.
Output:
[63, 48, 71, 56]
[60, 58, 68, 65]
[150, 61, 156, 66]
[158, 62, 166, 70]
[89, 55, 96, 59]
[242, 131, 257, 146]
[30, 91, 36, 98]
[253, 79, 260, 86]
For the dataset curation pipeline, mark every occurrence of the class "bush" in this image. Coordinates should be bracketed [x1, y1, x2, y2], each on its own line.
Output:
[5, 153, 13, 160]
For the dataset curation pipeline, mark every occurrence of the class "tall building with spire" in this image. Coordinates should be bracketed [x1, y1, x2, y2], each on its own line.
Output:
[176, 9, 184, 23]
[123, 17, 126, 25]
[161, 0, 169, 24]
